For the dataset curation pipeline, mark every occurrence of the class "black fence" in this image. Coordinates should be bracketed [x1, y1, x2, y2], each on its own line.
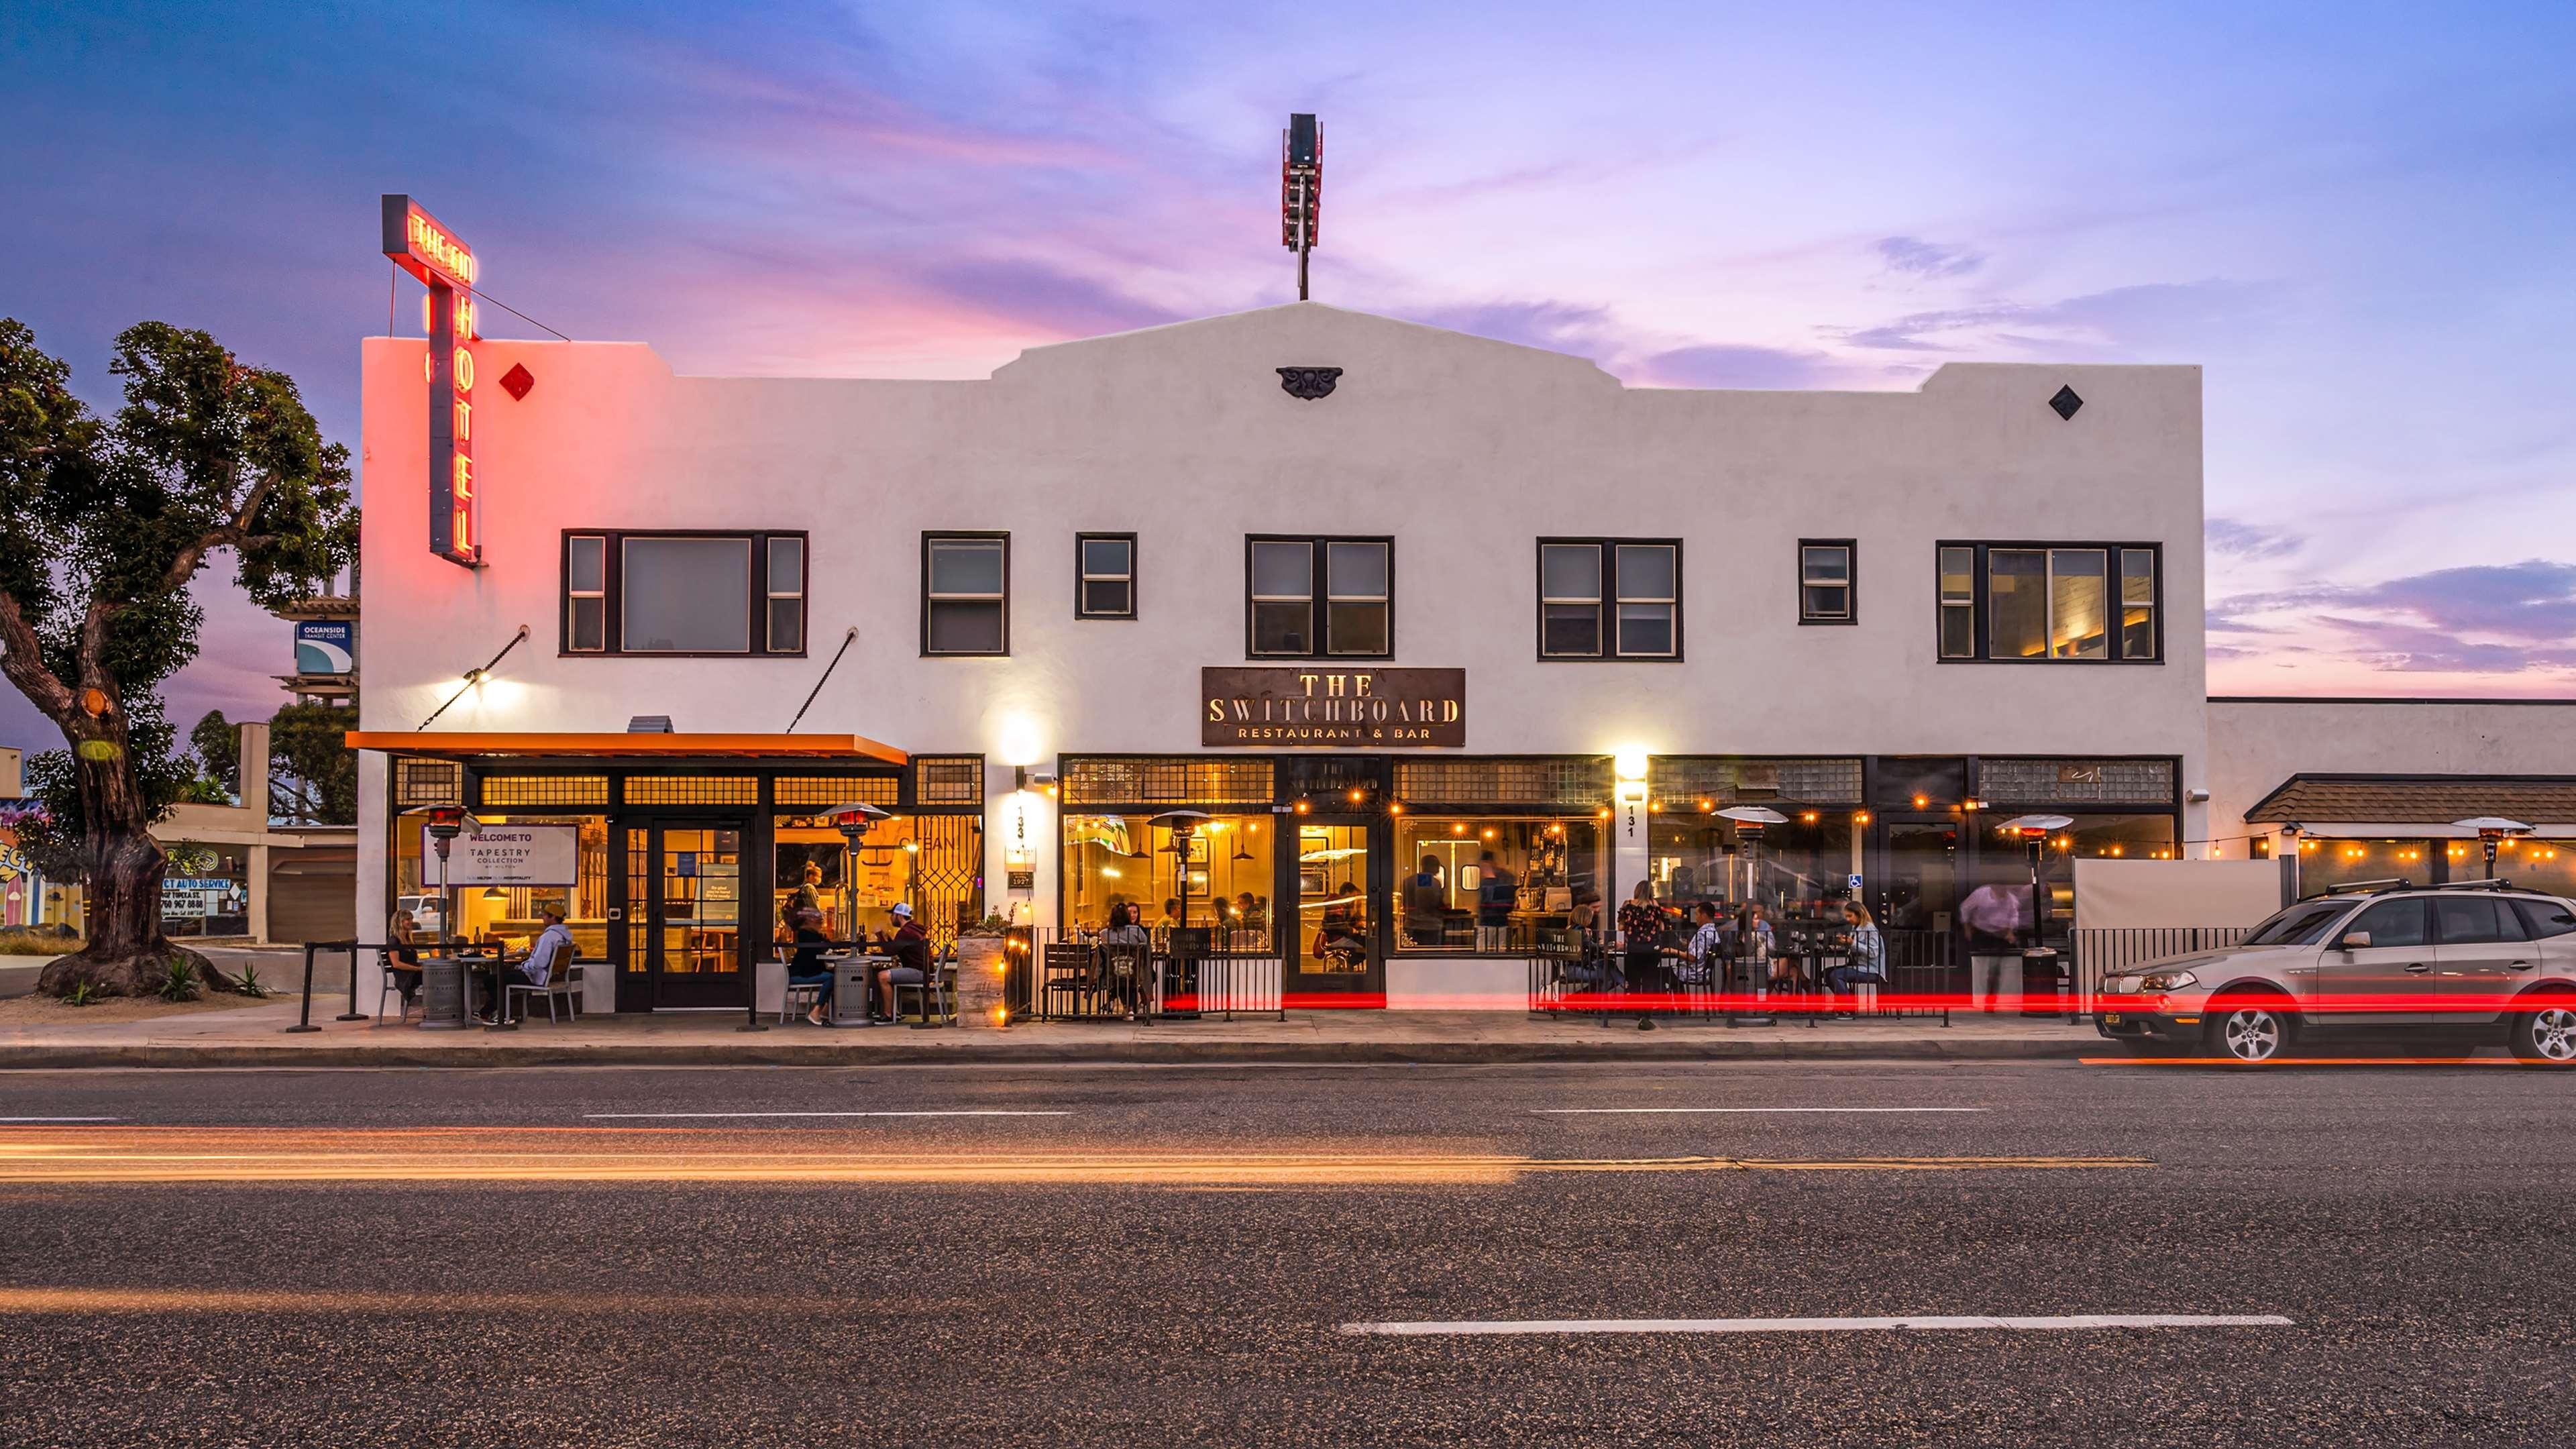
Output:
[1012, 926, 1285, 1022]
[1526, 928, 1953, 1025]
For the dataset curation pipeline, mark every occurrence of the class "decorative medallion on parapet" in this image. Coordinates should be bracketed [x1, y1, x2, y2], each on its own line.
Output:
[1277, 366, 1343, 400]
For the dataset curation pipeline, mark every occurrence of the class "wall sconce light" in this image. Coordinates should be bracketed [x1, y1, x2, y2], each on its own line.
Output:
[1612, 746, 1649, 780]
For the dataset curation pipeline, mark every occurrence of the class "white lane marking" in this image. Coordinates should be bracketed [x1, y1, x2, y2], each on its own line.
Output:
[0, 1117, 123, 1123]
[1533, 1107, 1987, 1115]
[1341, 1313, 2293, 1337]
[581, 1110, 1073, 1120]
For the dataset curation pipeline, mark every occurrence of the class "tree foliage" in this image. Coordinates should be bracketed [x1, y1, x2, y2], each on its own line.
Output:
[0, 317, 356, 994]
[186, 704, 357, 824]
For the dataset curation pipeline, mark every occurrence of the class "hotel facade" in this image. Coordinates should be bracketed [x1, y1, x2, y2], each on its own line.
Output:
[352, 303, 2210, 1011]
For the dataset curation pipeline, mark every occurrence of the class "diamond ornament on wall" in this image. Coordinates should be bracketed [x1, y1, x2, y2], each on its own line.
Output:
[2048, 384, 2083, 420]
[500, 363, 536, 400]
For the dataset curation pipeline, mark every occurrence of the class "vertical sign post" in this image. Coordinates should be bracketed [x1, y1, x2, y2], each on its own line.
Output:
[381, 195, 482, 568]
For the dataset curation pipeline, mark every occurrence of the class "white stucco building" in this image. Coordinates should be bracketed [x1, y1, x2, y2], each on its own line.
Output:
[354, 303, 2210, 1010]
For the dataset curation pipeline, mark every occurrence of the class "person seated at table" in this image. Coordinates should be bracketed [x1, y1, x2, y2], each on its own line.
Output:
[1822, 901, 1888, 1019]
[482, 909, 572, 1024]
[1230, 891, 1265, 948]
[1157, 898, 1185, 938]
[384, 908, 423, 1007]
[786, 907, 837, 1026]
[1664, 901, 1726, 985]
[1098, 902, 1152, 1018]
[869, 902, 932, 1022]
[1567, 888, 1602, 943]
[1313, 882, 1368, 969]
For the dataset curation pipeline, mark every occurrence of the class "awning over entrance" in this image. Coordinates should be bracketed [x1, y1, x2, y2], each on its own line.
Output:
[2245, 774, 2576, 836]
[343, 731, 908, 765]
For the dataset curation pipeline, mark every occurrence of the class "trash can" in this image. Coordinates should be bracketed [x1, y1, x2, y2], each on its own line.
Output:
[830, 955, 883, 1026]
[2019, 947, 2064, 1018]
[417, 956, 472, 1030]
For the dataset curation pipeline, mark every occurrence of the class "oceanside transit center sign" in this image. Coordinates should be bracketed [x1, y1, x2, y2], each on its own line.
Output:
[381, 195, 482, 568]
[1202, 667, 1464, 747]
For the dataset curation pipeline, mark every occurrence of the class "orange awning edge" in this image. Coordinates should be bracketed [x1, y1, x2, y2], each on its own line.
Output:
[343, 731, 908, 766]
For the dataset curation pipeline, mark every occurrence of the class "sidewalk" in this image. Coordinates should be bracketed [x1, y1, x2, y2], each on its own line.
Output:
[0, 998, 2106, 1069]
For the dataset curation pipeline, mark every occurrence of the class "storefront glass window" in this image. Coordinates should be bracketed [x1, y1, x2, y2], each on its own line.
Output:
[2298, 837, 2432, 896]
[392, 814, 613, 959]
[2483, 838, 2576, 896]
[1974, 812, 2181, 949]
[773, 812, 984, 947]
[1062, 813, 1277, 951]
[1391, 816, 1604, 952]
[1647, 813, 1857, 916]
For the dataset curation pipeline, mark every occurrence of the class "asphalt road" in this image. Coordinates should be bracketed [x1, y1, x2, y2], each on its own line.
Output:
[0, 1059, 2570, 1447]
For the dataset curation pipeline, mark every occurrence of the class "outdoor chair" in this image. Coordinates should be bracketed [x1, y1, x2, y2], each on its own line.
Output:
[892, 956, 957, 1026]
[504, 963, 585, 1026]
[775, 949, 826, 1025]
[1039, 943, 1093, 1020]
[375, 950, 417, 1024]
[1100, 943, 1152, 1018]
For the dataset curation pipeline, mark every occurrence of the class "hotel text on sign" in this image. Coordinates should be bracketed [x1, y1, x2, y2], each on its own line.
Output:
[381, 194, 482, 569]
[1202, 667, 1466, 747]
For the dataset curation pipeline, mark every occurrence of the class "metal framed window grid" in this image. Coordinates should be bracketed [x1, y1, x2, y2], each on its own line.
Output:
[1393, 756, 1613, 810]
[921, 531, 1011, 657]
[1061, 756, 1277, 807]
[1244, 535, 1393, 660]
[913, 755, 985, 804]
[394, 759, 464, 808]
[1798, 539, 1856, 625]
[1933, 540, 2163, 664]
[556, 529, 809, 657]
[1074, 532, 1136, 620]
[1974, 756, 2178, 808]
[477, 774, 610, 808]
[1648, 756, 1865, 808]
[1533, 538, 1682, 661]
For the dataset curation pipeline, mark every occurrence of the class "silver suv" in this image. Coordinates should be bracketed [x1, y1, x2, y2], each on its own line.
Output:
[2097, 881, 2576, 1067]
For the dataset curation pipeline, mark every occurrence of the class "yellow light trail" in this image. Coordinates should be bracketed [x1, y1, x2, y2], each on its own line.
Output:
[0, 1127, 2148, 1187]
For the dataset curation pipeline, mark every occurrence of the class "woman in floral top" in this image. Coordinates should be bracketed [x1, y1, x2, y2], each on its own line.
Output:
[1618, 880, 1668, 986]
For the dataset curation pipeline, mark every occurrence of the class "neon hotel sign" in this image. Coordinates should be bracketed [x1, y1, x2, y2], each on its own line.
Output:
[380, 195, 482, 568]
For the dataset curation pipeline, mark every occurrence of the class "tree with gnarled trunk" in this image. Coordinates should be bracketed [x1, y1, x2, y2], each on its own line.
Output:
[0, 318, 354, 998]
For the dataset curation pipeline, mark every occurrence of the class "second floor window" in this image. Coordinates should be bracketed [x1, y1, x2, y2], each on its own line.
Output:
[923, 533, 1009, 656]
[561, 531, 806, 656]
[1076, 533, 1136, 619]
[1538, 539, 1680, 659]
[1799, 540, 1854, 623]
[1247, 536, 1391, 658]
[1936, 541, 2161, 663]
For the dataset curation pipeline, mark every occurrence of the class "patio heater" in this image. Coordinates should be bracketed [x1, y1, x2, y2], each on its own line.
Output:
[1998, 814, 2074, 1018]
[820, 802, 893, 945]
[1715, 806, 1788, 1024]
[419, 806, 484, 1029]
[2453, 816, 2534, 877]
[1154, 810, 1214, 1019]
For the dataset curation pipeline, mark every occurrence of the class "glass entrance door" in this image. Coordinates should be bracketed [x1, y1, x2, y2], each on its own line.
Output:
[1291, 818, 1381, 998]
[620, 820, 749, 1010]
[1877, 816, 1960, 947]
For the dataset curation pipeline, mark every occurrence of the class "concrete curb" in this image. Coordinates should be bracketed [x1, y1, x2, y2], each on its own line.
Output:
[0, 1033, 2100, 1070]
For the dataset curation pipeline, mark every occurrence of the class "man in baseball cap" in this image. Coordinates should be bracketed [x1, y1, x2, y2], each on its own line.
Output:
[870, 901, 932, 1022]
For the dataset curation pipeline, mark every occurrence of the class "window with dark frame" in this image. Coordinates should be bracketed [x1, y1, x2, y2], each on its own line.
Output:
[1934, 541, 2161, 663]
[1075, 533, 1136, 619]
[923, 533, 1009, 657]
[1799, 539, 1854, 624]
[1536, 539, 1680, 660]
[1246, 535, 1391, 659]
[559, 530, 807, 657]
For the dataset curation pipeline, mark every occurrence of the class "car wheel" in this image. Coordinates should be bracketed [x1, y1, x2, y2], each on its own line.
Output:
[2206, 997, 2295, 1065]
[2507, 997, 2576, 1069]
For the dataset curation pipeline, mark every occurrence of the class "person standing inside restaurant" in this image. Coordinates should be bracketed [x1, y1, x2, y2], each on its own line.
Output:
[484, 908, 572, 1024]
[871, 902, 932, 1023]
[1475, 850, 1517, 953]
[788, 907, 837, 1026]
[791, 861, 825, 918]
[1403, 855, 1446, 947]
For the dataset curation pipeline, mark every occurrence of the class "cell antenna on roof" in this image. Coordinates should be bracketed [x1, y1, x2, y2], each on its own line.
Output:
[1282, 113, 1321, 301]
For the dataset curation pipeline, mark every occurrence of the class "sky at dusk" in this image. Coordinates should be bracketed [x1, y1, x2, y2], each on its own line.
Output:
[4, 1, 2575, 758]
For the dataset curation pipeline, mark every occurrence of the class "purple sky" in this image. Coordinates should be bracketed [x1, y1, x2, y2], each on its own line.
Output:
[5, 1, 2575, 758]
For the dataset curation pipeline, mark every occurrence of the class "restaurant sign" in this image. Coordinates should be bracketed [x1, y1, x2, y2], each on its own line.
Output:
[1201, 667, 1465, 748]
[427, 823, 578, 888]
